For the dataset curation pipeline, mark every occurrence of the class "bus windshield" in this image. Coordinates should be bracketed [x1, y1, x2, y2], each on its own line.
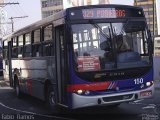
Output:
[72, 20, 150, 72]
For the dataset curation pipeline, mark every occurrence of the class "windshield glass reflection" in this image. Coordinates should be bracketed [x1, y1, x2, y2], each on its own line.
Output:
[72, 21, 150, 72]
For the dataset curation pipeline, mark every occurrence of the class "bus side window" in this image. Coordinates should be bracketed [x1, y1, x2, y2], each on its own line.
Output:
[18, 47, 23, 58]
[42, 42, 54, 56]
[3, 41, 8, 59]
[32, 29, 41, 57]
[24, 33, 32, 57]
[32, 44, 41, 57]
[24, 45, 32, 57]
[18, 35, 24, 58]
[12, 37, 18, 58]
[42, 24, 54, 56]
[44, 25, 53, 41]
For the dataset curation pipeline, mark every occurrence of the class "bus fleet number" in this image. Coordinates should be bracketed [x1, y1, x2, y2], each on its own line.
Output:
[134, 78, 143, 85]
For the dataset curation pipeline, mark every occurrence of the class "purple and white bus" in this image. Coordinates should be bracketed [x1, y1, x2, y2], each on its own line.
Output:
[3, 5, 154, 111]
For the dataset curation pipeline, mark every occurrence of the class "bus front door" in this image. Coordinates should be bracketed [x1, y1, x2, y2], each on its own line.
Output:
[55, 25, 67, 106]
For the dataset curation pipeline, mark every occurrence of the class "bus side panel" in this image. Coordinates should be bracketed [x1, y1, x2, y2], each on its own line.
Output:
[12, 57, 56, 100]
[3, 60, 9, 81]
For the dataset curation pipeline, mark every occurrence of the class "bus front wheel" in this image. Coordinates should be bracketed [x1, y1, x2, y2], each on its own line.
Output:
[46, 85, 58, 113]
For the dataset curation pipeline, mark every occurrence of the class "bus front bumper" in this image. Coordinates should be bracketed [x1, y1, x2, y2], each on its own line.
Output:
[71, 84, 154, 109]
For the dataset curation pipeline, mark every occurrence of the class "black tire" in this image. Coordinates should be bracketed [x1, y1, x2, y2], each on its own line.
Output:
[46, 85, 59, 113]
[15, 80, 22, 98]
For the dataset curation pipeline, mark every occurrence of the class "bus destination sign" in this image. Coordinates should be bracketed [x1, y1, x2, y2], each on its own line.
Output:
[69, 7, 144, 20]
[82, 8, 126, 19]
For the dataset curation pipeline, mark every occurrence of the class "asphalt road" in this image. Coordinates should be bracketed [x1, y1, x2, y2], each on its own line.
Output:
[0, 86, 159, 120]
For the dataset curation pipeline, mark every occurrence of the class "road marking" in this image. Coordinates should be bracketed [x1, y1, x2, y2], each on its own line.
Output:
[0, 102, 75, 120]
[142, 104, 156, 109]
[0, 87, 12, 89]
[129, 99, 144, 105]
[133, 99, 144, 103]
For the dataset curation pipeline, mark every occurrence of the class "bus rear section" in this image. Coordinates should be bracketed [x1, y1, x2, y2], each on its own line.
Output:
[66, 5, 154, 109]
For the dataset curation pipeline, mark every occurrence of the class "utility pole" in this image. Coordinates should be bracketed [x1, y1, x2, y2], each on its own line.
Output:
[0, 2, 19, 36]
[9, 16, 28, 32]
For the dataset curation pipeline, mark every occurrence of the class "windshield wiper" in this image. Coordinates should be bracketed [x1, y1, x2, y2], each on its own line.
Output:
[89, 20, 111, 40]
[118, 19, 130, 35]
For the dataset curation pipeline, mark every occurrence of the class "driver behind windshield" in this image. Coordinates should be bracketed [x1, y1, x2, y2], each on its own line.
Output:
[116, 34, 131, 53]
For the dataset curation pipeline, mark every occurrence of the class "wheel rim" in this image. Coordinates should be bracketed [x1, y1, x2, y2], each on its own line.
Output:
[49, 92, 55, 106]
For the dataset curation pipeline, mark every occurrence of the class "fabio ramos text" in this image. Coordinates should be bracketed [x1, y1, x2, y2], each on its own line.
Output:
[1, 114, 34, 120]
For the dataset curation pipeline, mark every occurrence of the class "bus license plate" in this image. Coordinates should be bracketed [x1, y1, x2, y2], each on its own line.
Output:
[140, 91, 152, 97]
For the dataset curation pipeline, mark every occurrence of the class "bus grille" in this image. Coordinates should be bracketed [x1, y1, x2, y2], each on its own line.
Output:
[102, 94, 133, 102]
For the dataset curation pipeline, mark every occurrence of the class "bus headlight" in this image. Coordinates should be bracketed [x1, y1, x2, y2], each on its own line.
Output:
[77, 90, 83, 95]
[76, 90, 90, 95]
[146, 82, 152, 87]
[85, 90, 90, 95]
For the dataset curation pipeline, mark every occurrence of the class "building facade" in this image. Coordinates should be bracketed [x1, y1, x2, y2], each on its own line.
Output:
[41, 0, 63, 18]
[41, 0, 110, 19]
[0, 0, 3, 4]
[134, 0, 158, 36]
[156, 0, 160, 35]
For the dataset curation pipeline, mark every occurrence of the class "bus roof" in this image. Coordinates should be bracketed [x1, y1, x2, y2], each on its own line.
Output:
[67, 4, 142, 10]
[3, 4, 143, 41]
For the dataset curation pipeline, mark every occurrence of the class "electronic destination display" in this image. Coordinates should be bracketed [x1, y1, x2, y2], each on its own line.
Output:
[69, 7, 144, 20]
[82, 8, 126, 19]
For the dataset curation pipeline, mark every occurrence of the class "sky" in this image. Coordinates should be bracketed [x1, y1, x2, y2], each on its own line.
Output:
[3, 0, 41, 34]
[3, 0, 134, 34]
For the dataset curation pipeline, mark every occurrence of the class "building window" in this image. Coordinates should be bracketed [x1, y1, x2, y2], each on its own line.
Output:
[42, 11, 54, 18]
[99, 0, 106, 4]
[52, 0, 62, 6]
[42, 1, 48, 8]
